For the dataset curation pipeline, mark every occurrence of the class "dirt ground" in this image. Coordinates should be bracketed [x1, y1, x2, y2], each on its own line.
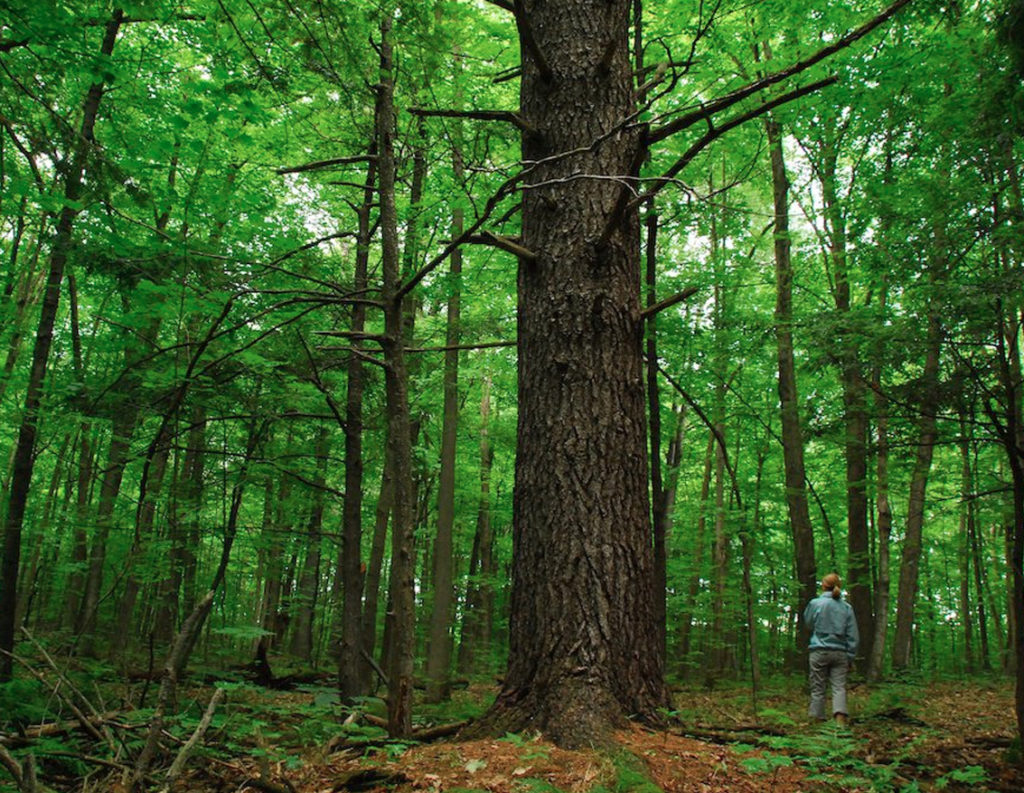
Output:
[171, 677, 1022, 793]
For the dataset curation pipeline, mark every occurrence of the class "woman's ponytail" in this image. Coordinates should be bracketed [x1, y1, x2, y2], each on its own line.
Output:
[821, 572, 842, 599]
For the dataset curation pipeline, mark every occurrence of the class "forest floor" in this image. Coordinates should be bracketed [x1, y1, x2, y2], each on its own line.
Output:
[171, 674, 1020, 793]
[3, 670, 1022, 792]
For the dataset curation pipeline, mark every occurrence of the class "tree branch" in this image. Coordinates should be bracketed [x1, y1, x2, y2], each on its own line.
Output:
[313, 330, 388, 344]
[513, 0, 554, 82]
[634, 76, 837, 210]
[646, 0, 913, 146]
[472, 231, 538, 262]
[640, 286, 700, 320]
[405, 340, 516, 354]
[409, 108, 538, 135]
[396, 171, 524, 300]
[276, 155, 376, 175]
[160, 688, 225, 792]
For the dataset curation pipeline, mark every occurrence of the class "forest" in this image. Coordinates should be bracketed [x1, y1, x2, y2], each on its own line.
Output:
[1, 0, 1024, 791]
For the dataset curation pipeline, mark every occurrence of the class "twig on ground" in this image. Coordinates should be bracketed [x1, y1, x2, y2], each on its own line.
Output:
[159, 688, 225, 792]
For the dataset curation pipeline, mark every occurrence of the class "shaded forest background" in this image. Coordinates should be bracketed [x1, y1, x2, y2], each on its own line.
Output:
[1, 0, 1024, 779]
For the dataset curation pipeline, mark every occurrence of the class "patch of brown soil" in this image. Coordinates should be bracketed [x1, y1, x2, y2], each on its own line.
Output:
[616, 724, 805, 793]
[234, 725, 805, 793]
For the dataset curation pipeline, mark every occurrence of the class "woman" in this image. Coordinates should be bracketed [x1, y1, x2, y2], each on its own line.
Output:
[803, 573, 859, 726]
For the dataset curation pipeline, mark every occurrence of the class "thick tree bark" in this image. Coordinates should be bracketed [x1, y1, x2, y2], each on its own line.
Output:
[478, 0, 669, 744]
[0, 10, 123, 680]
[766, 118, 817, 656]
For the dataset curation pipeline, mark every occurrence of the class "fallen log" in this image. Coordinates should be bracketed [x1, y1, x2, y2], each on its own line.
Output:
[1, 711, 124, 746]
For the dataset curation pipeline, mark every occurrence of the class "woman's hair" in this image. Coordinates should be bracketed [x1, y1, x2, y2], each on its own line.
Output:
[821, 573, 842, 599]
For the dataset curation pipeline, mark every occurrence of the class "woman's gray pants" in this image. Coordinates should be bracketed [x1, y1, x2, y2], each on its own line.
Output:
[808, 649, 849, 719]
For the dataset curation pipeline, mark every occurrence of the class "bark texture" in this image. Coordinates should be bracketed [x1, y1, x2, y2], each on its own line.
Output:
[477, 0, 668, 746]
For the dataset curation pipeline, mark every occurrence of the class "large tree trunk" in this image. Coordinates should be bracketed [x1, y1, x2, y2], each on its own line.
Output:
[766, 118, 817, 657]
[0, 10, 123, 680]
[478, 0, 668, 745]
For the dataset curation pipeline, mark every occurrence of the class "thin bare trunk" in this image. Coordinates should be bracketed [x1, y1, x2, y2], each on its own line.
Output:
[766, 118, 817, 661]
[338, 139, 376, 700]
[457, 374, 495, 675]
[378, 16, 416, 738]
[425, 144, 464, 702]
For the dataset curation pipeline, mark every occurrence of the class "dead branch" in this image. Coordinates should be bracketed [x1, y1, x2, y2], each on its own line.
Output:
[493, 66, 522, 84]
[0, 38, 30, 53]
[397, 169, 524, 300]
[1, 711, 123, 746]
[241, 776, 297, 793]
[412, 720, 470, 742]
[409, 108, 538, 136]
[313, 330, 388, 343]
[276, 155, 376, 175]
[20, 629, 118, 753]
[0, 745, 24, 789]
[512, 0, 553, 82]
[640, 286, 700, 320]
[133, 590, 217, 785]
[160, 688, 225, 792]
[668, 727, 784, 745]
[333, 769, 410, 791]
[0, 650, 110, 749]
[475, 231, 538, 262]
[405, 340, 516, 354]
[361, 713, 389, 730]
[646, 0, 913, 146]
[632, 76, 837, 211]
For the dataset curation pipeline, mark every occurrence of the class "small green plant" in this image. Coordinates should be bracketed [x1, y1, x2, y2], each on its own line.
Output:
[935, 764, 989, 789]
[520, 780, 565, 793]
[757, 707, 797, 727]
[738, 751, 794, 775]
[0, 679, 52, 728]
[589, 752, 663, 793]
